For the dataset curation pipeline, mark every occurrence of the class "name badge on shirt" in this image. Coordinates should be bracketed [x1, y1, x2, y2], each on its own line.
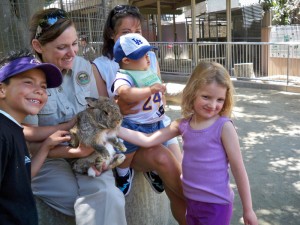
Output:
[76, 72, 91, 86]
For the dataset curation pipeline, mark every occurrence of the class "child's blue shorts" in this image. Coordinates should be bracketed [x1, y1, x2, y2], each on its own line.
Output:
[121, 118, 167, 154]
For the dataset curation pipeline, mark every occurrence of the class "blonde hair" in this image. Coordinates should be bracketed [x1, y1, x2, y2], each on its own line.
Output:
[181, 61, 235, 118]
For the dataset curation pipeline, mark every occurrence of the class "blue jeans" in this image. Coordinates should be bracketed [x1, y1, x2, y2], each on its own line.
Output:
[121, 118, 166, 154]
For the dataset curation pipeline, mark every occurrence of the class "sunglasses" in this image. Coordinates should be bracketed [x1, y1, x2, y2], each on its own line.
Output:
[112, 5, 139, 17]
[35, 9, 69, 39]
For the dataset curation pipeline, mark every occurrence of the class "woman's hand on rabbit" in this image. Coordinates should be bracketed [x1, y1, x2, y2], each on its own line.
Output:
[58, 117, 77, 131]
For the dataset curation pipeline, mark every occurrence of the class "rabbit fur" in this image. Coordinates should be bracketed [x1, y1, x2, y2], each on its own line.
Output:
[69, 96, 126, 177]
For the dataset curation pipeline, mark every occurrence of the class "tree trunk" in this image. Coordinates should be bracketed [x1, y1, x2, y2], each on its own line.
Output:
[0, 0, 45, 57]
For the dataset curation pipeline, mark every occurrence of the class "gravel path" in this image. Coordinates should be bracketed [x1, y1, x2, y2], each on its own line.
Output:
[165, 87, 300, 225]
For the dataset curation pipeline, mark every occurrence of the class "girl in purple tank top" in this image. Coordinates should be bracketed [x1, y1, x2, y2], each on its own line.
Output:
[119, 61, 258, 225]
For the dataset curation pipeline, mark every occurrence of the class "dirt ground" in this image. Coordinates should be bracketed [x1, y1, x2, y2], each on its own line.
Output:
[165, 87, 300, 225]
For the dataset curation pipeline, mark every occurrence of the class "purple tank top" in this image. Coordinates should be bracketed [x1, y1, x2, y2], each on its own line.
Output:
[179, 116, 234, 204]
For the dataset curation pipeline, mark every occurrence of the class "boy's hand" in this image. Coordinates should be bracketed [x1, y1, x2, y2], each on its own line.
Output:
[150, 83, 166, 94]
[43, 130, 71, 150]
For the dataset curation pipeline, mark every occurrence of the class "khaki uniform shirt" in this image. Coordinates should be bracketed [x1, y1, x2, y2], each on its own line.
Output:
[24, 56, 98, 126]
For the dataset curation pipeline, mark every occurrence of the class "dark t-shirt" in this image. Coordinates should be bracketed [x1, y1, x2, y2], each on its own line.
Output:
[0, 114, 38, 225]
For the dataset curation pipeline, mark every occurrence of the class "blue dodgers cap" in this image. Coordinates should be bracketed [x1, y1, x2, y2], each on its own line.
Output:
[0, 56, 62, 88]
[114, 33, 158, 63]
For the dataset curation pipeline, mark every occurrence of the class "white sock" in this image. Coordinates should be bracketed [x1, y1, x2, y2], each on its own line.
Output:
[116, 167, 130, 177]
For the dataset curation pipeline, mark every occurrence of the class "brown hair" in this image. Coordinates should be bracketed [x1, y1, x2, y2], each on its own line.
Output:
[181, 61, 235, 118]
[29, 8, 74, 57]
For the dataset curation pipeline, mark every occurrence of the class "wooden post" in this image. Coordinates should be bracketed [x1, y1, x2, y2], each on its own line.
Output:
[125, 171, 177, 225]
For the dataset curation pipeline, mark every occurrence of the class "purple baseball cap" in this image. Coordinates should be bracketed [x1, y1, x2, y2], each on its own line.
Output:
[113, 33, 158, 63]
[0, 56, 62, 88]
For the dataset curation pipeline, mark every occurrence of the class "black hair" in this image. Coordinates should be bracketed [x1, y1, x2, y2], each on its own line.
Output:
[102, 5, 143, 59]
[0, 49, 33, 67]
[0, 49, 34, 84]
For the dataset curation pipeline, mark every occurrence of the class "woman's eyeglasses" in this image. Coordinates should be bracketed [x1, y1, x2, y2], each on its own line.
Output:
[112, 5, 139, 17]
[35, 9, 69, 39]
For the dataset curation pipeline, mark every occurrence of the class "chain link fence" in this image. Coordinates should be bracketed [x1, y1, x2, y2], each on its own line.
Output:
[0, 0, 112, 59]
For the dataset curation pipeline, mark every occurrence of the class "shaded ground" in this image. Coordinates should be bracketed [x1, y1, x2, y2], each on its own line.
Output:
[166, 87, 300, 225]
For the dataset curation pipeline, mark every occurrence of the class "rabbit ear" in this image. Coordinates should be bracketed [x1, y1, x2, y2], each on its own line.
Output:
[85, 97, 98, 108]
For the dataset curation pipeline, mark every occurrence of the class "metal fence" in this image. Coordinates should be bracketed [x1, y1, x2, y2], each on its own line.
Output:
[151, 41, 300, 86]
[0, 0, 109, 58]
[46, 0, 109, 47]
[1, 1, 299, 87]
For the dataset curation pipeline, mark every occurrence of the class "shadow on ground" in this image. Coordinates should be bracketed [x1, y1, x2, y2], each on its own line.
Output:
[166, 87, 300, 225]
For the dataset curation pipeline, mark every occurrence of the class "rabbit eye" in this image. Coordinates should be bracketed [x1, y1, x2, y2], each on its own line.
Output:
[103, 110, 108, 115]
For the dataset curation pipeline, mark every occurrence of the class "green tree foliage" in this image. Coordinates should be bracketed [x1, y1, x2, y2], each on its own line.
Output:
[259, 0, 300, 25]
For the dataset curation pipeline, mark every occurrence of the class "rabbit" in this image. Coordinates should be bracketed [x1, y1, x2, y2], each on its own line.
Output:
[69, 96, 126, 177]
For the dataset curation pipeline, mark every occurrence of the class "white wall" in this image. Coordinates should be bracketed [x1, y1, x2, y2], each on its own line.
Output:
[239, 0, 260, 7]
[207, 0, 239, 12]
[207, 0, 260, 13]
